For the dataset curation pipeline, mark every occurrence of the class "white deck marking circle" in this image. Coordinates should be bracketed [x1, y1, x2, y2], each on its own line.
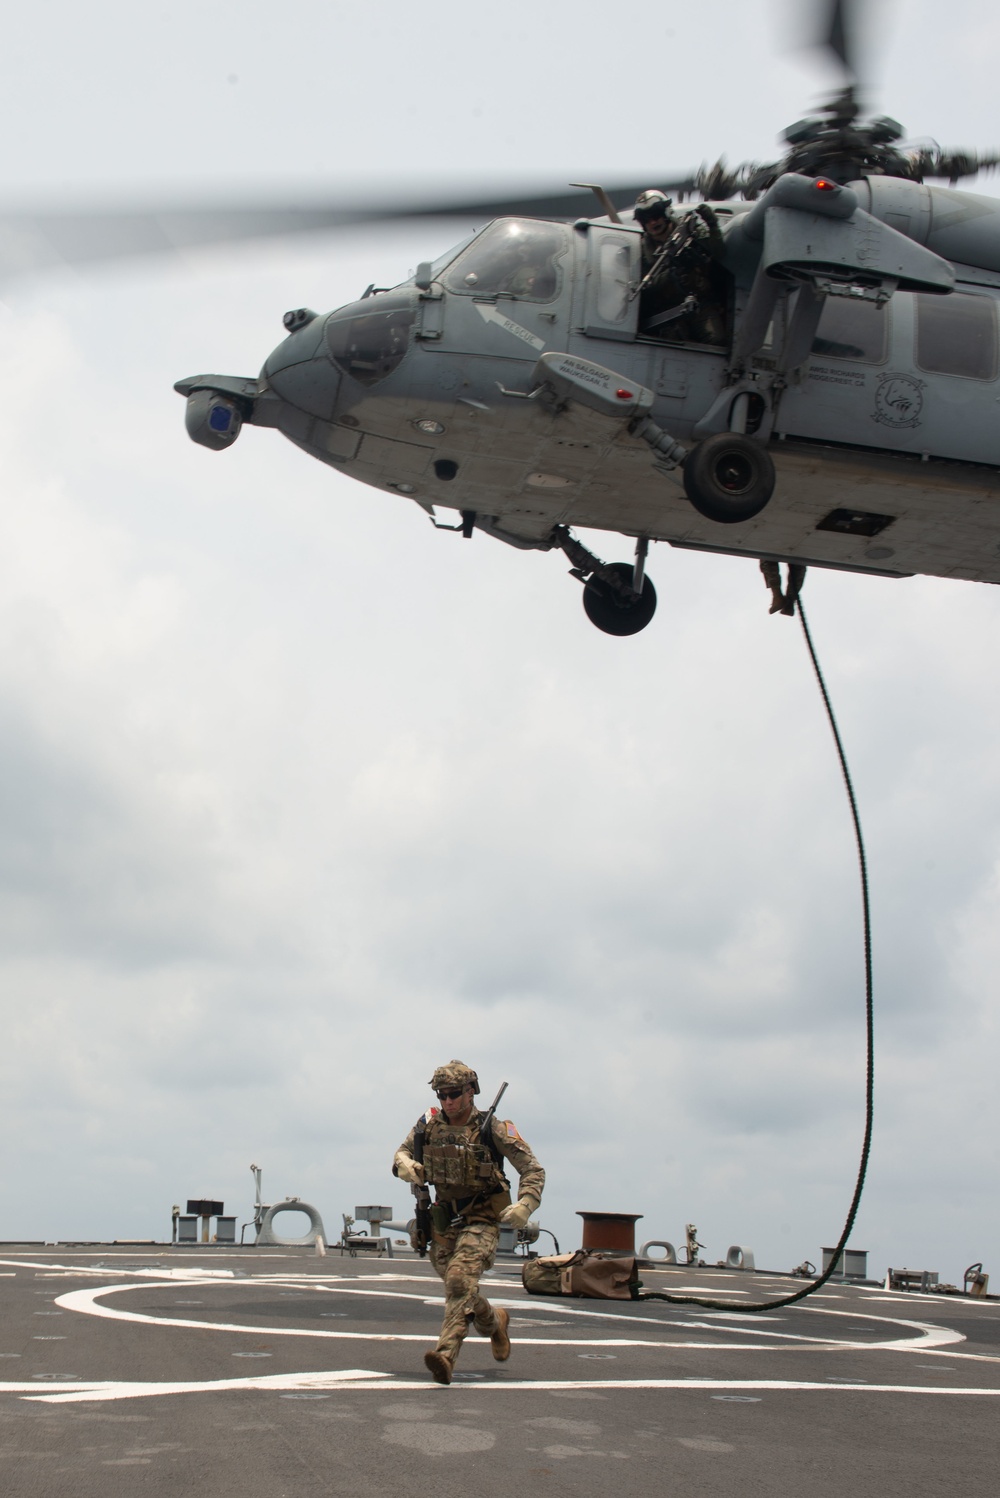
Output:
[0, 1256, 988, 1407]
[8, 1257, 995, 1411]
[53, 1279, 968, 1356]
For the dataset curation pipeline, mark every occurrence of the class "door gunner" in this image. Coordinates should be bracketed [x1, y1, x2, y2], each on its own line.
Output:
[634, 187, 727, 344]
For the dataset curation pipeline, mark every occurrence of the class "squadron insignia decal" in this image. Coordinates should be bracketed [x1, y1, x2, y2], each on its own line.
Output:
[872, 372, 925, 428]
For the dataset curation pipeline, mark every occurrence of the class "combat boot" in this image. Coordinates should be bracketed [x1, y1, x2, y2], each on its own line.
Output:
[423, 1350, 453, 1385]
[490, 1306, 511, 1361]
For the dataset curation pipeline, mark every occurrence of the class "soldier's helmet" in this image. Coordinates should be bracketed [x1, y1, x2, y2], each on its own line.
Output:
[429, 1060, 480, 1094]
[634, 189, 673, 225]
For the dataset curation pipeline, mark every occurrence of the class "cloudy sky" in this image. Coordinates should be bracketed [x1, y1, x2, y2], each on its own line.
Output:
[0, 0, 997, 1287]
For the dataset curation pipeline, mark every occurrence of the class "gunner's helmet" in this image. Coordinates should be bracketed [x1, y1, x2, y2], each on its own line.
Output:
[633, 189, 673, 225]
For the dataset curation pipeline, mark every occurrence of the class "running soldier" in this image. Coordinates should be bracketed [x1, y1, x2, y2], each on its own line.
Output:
[393, 1061, 545, 1385]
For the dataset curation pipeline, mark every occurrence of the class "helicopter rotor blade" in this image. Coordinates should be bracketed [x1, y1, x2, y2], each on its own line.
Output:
[0, 178, 705, 281]
[812, 0, 890, 99]
[387, 179, 702, 222]
[822, 0, 856, 80]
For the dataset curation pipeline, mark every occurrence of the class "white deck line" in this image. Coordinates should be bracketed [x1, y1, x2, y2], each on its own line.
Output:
[17, 1373, 1000, 1406]
[54, 1279, 966, 1354]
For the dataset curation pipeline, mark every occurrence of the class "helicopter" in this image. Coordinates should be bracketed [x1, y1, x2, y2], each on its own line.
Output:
[1, 6, 995, 636]
[167, 0, 1000, 641]
[173, 128, 1000, 634]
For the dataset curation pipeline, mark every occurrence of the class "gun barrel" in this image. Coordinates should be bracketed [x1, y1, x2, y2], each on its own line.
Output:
[480, 1080, 508, 1133]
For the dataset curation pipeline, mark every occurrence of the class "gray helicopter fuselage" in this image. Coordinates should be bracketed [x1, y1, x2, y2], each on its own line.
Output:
[179, 175, 1000, 588]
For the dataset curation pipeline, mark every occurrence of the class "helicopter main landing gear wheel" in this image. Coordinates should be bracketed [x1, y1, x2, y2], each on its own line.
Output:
[582, 564, 658, 636]
[683, 432, 776, 525]
[554, 528, 658, 636]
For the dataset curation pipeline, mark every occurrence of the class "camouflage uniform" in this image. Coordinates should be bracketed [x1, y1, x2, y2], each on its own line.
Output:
[394, 1069, 544, 1372]
[640, 206, 727, 345]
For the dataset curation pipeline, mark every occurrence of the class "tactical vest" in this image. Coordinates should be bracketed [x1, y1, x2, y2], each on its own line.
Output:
[420, 1110, 508, 1198]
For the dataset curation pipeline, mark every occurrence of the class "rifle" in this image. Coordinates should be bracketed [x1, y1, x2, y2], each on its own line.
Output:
[410, 1116, 433, 1258]
[630, 235, 675, 301]
[478, 1080, 509, 1145]
[630, 210, 711, 301]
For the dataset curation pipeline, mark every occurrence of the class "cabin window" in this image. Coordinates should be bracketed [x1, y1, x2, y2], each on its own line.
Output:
[811, 295, 889, 363]
[915, 292, 997, 380]
[326, 294, 415, 386]
[596, 239, 632, 324]
[443, 219, 570, 302]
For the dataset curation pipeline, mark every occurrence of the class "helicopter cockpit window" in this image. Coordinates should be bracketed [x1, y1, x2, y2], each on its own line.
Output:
[811, 295, 889, 363]
[429, 233, 476, 280]
[443, 219, 570, 301]
[915, 292, 997, 381]
[325, 294, 416, 386]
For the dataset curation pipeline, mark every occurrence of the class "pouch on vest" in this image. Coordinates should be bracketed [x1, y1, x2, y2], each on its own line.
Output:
[521, 1250, 639, 1300]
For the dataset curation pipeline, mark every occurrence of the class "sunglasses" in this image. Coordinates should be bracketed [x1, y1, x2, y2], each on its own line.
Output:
[436, 1088, 466, 1101]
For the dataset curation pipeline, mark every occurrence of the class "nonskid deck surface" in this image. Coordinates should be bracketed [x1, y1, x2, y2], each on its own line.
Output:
[0, 1246, 998, 1495]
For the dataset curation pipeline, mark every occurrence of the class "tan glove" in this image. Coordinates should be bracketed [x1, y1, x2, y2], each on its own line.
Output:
[394, 1153, 425, 1187]
[499, 1199, 534, 1230]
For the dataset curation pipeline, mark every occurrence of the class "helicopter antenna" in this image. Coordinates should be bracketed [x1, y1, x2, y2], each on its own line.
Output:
[569, 184, 622, 224]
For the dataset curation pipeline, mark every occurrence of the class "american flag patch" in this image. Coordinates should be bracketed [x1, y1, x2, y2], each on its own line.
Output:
[505, 1121, 520, 1140]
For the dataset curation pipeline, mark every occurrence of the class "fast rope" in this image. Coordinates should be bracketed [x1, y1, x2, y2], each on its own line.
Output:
[641, 578, 874, 1312]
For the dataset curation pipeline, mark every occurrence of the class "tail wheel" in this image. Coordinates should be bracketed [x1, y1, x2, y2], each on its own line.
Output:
[683, 432, 776, 524]
[582, 564, 657, 636]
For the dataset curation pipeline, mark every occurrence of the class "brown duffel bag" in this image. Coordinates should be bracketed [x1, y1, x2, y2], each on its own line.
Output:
[522, 1250, 640, 1300]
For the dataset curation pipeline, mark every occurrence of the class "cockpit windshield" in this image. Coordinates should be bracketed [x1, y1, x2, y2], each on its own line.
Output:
[443, 218, 570, 301]
[428, 232, 476, 280]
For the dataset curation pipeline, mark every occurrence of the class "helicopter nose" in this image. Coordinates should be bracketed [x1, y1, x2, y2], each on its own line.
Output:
[263, 308, 342, 419]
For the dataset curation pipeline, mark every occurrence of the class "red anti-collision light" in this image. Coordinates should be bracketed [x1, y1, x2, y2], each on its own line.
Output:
[814, 178, 837, 191]
[616, 388, 634, 399]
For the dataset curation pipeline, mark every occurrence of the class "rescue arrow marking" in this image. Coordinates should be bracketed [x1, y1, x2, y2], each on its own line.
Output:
[473, 302, 546, 352]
